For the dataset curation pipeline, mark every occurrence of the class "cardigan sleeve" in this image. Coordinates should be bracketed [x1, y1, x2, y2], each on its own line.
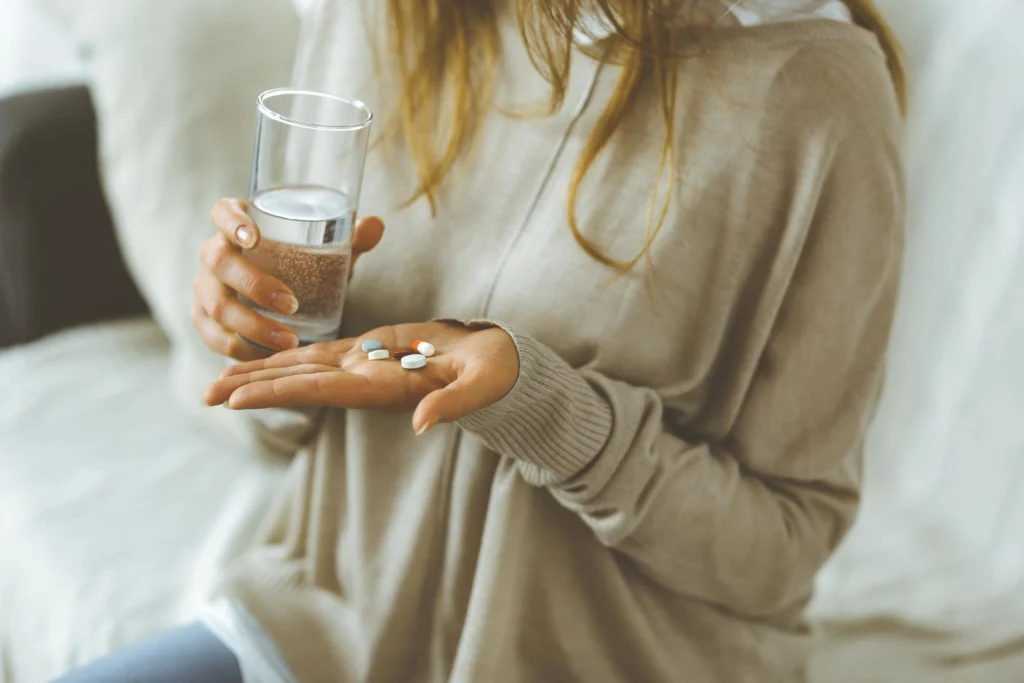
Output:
[456, 129, 904, 618]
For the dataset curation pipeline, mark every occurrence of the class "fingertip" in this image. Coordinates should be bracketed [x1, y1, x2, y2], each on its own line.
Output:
[413, 415, 437, 436]
[412, 398, 441, 435]
[226, 392, 245, 411]
[272, 293, 300, 316]
[358, 215, 384, 231]
[353, 215, 385, 251]
[235, 223, 259, 249]
[203, 383, 224, 407]
[212, 197, 260, 248]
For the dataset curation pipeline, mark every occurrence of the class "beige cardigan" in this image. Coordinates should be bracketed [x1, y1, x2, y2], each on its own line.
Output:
[217, 5, 904, 682]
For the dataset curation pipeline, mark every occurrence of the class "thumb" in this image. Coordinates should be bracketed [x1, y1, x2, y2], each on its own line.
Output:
[211, 198, 261, 249]
[352, 216, 384, 255]
[348, 215, 385, 281]
[412, 365, 502, 435]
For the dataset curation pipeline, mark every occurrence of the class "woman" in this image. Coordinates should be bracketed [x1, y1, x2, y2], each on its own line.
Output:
[57, 0, 905, 681]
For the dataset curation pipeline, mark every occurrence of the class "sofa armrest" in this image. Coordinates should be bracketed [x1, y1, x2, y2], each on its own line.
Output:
[0, 85, 147, 349]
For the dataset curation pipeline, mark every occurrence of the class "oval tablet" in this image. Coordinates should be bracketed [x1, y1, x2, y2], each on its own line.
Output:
[367, 349, 390, 361]
[400, 354, 427, 370]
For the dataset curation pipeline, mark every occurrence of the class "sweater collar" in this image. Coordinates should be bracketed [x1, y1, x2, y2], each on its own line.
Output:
[573, 1, 852, 46]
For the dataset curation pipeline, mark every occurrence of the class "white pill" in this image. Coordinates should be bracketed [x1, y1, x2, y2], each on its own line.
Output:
[415, 341, 436, 357]
[367, 349, 390, 361]
[401, 353, 427, 370]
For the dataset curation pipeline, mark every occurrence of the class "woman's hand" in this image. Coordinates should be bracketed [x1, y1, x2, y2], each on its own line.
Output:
[203, 321, 519, 434]
[193, 198, 385, 361]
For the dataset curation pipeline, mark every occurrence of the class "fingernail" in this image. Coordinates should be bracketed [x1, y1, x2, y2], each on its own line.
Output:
[415, 419, 436, 436]
[272, 292, 299, 314]
[235, 224, 257, 248]
[271, 329, 299, 350]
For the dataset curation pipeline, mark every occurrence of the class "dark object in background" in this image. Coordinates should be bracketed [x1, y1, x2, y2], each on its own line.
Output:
[0, 85, 147, 349]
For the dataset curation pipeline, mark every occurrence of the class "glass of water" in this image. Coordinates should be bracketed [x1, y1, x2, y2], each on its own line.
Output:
[240, 88, 372, 347]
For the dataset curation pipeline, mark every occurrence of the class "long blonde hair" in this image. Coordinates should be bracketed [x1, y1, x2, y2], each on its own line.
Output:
[380, 0, 906, 272]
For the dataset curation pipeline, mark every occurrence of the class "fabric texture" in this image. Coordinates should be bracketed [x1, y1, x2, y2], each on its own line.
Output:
[37, 0, 315, 456]
[211, 6, 905, 683]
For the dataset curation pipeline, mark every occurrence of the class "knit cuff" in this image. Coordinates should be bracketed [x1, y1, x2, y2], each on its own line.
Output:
[437, 318, 613, 487]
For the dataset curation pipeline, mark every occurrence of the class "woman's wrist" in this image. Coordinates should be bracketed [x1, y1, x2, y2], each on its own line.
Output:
[450, 321, 613, 486]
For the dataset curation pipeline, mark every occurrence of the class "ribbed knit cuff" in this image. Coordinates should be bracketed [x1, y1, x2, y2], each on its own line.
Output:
[440, 319, 613, 487]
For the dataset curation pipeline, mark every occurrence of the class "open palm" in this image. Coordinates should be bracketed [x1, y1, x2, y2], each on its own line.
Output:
[204, 321, 519, 434]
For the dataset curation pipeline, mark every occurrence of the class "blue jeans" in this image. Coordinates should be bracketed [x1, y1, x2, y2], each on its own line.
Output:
[51, 623, 242, 683]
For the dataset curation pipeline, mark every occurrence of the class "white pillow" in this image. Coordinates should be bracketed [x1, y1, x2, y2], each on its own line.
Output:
[40, 0, 317, 453]
[0, 0, 85, 98]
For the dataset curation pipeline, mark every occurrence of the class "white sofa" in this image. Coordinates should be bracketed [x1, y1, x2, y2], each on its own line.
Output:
[0, 0, 304, 680]
[0, 320, 288, 681]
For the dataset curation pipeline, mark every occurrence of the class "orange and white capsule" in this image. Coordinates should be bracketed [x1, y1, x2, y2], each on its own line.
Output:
[413, 340, 436, 357]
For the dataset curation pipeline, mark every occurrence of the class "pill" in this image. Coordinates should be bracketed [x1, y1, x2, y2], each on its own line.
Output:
[367, 349, 390, 361]
[393, 347, 418, 359]
[401, 354, 427, 370]
[413, 340, 436, 357]
[361, 339, 383, 352]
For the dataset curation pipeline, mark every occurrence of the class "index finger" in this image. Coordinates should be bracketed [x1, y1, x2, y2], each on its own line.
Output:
[218, 339, 358, 378]
[227, 372, 377, 410]
[211, 198, 260, 249]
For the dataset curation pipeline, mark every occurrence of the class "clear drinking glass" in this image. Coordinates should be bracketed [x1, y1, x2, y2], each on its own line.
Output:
[240, 88, 372, 347]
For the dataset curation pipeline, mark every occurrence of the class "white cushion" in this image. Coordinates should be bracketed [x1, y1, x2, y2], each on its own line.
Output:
[39, 0, 315, 454]
[0, 0, 84, 98]
[0, 321, 288, 681]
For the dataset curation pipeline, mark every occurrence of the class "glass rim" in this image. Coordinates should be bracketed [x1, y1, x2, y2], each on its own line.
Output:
[257, 88, 373, 132]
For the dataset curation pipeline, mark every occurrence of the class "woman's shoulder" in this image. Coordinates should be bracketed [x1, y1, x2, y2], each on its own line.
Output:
[682, 20, 901, 141]
[749, 21, 899, 137]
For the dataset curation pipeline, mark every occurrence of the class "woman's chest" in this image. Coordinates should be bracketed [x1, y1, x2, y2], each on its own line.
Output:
[308, 6, 796, 425]
[343, 116, 786, 433]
